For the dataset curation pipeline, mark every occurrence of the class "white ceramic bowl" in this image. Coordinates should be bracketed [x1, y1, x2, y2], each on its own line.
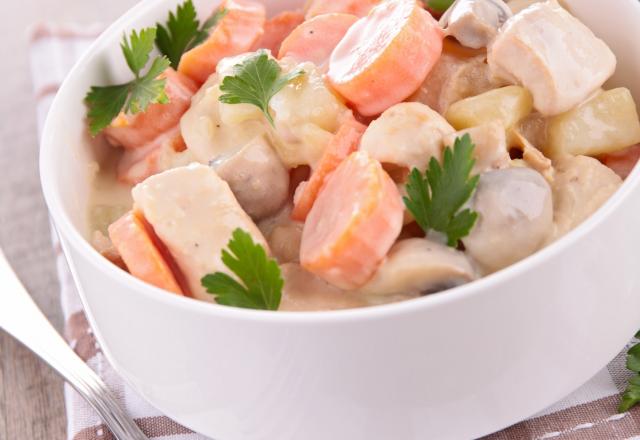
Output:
[40, 1, 640, 438]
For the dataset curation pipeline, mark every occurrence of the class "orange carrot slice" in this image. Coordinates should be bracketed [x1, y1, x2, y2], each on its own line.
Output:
[300, 151, 404, 289]
[104, 68, 197, 149]
[278, 13, 358, 69]
[178, 0, 266, 84]
[600, 144, 640, 179]
[327, 0, 444, 116]
[306, 0, 380, 18]
[116, 126, 186, 184]
[252, 10, 305, 54]
[108, 211, 185, 295]
[291, 113, 366, 221]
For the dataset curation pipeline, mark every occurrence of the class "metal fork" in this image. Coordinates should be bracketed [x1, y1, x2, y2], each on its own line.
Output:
[0, 248, 148, 440]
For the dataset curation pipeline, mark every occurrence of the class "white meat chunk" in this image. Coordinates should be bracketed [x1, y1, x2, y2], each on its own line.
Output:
[549, 155, 622, 240]
[212, 136, 289, 221]
[360, 102, 455, 172]
[441, 0, 512, 49]
[132, 164, 268, 302]
[359, 239, 476, 297]
[507, 0, 545, 14]
[488, 1, 616, 116]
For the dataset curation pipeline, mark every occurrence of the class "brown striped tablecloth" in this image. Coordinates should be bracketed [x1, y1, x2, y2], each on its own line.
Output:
[29, 22, 640, 440]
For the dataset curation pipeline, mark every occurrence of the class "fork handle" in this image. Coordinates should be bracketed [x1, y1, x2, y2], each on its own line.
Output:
[0, 249, 149, 440]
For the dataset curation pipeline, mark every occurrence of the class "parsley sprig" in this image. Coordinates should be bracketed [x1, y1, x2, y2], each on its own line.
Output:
[218, 50, 304, 127]
[85, 27, 170, 135]
[423, 0, 456, 13]
[404, 134, 479, 247]
[156, 0, 228, 69]
[201, 229, 283, 311]
[619, 331, 640, 412]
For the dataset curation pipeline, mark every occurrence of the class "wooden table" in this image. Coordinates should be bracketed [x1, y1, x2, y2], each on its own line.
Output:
[0, 1, 135, 438]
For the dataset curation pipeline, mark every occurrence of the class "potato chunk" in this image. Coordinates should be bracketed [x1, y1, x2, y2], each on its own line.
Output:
[488, 1, 616, 116]
[546, 88, 640, 158]
[270, 59, 349, 168]
[444, 86, 532, 130]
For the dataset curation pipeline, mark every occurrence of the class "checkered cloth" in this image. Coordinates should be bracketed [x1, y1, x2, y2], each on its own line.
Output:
[28, 21, 640, 440]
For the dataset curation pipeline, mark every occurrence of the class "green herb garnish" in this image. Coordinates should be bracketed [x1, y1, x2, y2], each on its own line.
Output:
[403, 134, 479, 247]
[619, 331, 640, 412]
[155, 0, 227, 69]
[424, 0, 456, 13]
[218, 50, 304, 127]
[85, 27, 170, 135]
[201, 228, 283, 311]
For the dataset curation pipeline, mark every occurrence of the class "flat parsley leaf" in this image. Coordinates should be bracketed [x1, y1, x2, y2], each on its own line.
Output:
[201, 229, 283, 311]
[424, 0, 456, 13]
[156, 0, 227, 68]
[404, 134, 479, 247]
[218, 50, 304, 127]
[126, 56, 171, 114]
[121, 28, 156, 75]
[620, 331, 640, 412]
[85, 84, 130, 137]
[85, 27, 170, 136]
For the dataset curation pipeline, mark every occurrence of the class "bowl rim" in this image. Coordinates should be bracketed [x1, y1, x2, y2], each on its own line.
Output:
[39, 0, 640, 324]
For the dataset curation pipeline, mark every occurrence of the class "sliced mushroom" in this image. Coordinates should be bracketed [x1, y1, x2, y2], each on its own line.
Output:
[508, 128, 554, 182]
[360, 102, 455, 172]
[440, 0, 512, 49]
[409, 53, 501, 115]
[279, 264, 367, 311]
[463, 167, 553, 273]
[212, 136, 290, 220]
[359, 238, 476, 297]
[443, 121, 510, 174]
[549, 155, 622, 241]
